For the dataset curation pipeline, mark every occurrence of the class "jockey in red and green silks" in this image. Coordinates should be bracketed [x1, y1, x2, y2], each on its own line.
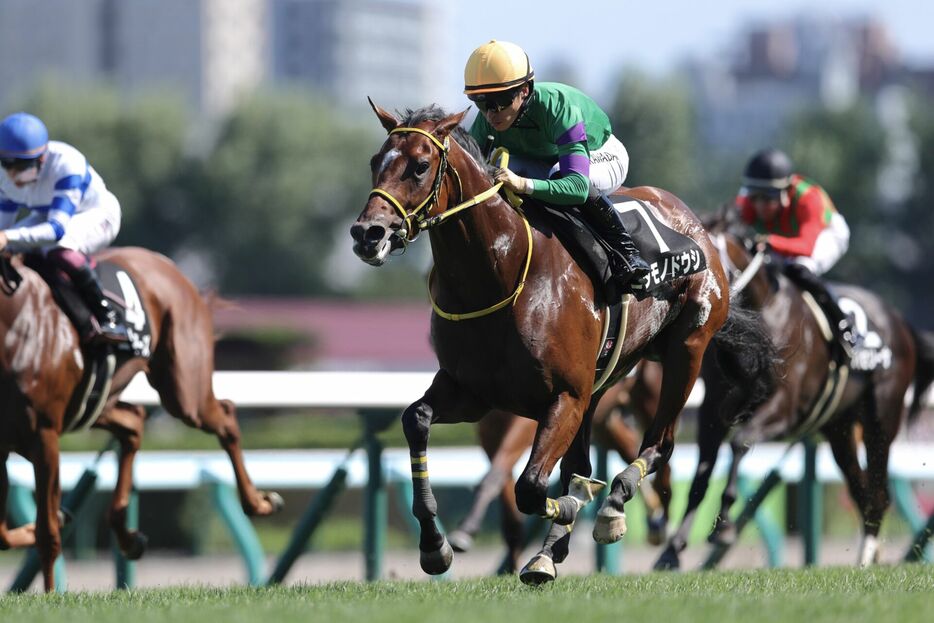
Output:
[736, 147, 857, 355]
[463, 39, 651, 292]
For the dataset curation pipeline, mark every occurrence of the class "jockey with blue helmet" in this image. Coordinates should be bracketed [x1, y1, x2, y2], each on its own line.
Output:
[0, 112, 128, 344]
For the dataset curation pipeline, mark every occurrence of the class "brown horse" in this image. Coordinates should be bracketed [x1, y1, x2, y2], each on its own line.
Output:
[351, 103, 776, 583]
[655, 220, 934, 569]
[446, 364, 670, 574]
[0, 248, 282, 591]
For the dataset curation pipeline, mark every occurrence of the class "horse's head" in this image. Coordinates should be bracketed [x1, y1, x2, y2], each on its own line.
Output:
[350, 99, 467, 266]
[705, 206, 775, 307]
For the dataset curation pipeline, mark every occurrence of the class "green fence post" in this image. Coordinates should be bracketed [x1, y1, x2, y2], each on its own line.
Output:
[799, 438, 821, 566]
[266, 450, 353, 585]
[363, 415, 387, 582]
[112, 491, 138, 589]
[594, 446, 621, 574]
[204, 476, 266, 586]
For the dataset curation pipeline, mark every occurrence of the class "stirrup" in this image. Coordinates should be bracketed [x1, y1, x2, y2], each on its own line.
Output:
[85, 319, 130, 346]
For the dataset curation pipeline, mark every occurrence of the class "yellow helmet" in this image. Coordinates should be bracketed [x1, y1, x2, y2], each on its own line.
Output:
[464, 40, 534, 95]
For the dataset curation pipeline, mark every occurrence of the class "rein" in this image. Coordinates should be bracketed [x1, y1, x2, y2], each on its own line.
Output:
[715, 233, 766, 298]
[0, 254, 22, 296]
[370, 126, 534, 321]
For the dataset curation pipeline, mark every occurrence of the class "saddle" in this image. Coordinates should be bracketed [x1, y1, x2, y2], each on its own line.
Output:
[44, 261, 153, 431]
[536, 197, 707, 302]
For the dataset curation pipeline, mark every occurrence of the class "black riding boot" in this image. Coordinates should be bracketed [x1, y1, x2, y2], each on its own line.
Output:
[783, 263, 858, 357]
[579, 194, 651, 290]
[72, 265, 129, 345]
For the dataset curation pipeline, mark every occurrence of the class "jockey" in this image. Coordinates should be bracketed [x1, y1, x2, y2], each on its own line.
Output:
[736, 147, 857, 356]
[463, 40, 650, 291]
[0, 112, 128, 345]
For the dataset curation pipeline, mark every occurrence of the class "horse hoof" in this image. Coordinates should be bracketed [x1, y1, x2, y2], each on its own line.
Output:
[263, 491, 285, 515]
[420, 537, 453, 575]
[708, 520, 736, 546]
[519, 553, 556, 586]
[447, 529, 474, 553]
[653, 548, 680, 571]
[124, 531, 148, 561]
[646, 512, 667, 546]
[593, 507, 627, 544]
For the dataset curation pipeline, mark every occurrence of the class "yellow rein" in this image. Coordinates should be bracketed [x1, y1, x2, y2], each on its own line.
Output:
[369, 126, 534, 321]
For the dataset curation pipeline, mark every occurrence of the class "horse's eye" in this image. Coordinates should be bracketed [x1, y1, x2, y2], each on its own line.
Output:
[415, 161, 430, 176]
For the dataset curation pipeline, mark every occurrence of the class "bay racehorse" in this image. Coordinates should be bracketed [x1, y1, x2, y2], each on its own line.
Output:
[655, 217, 934, 569]
[0, 248, 282, 591]
[351, 103, 776, 583]
[446, 364, 670, 575]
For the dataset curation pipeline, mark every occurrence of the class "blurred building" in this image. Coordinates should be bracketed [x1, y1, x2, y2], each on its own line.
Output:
[689, 16, 901, 152]
[0, 0, 267, 118]
[0, 0, 448, 118]
[270, 0, 448, 110]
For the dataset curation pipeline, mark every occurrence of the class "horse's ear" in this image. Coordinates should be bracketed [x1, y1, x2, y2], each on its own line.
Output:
[432, 108, 470, 140]
[368, 97, 399, 133]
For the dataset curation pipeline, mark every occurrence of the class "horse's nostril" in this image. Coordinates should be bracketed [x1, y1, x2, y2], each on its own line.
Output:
[350, 224, 366, 243]
[364, 225, 387, 243]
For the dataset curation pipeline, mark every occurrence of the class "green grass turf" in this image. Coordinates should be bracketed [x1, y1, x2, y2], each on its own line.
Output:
[1, 565, 932, 623]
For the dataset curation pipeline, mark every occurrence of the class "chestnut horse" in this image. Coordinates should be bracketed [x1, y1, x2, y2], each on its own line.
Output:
[351, 103, 775, 584]
[655, 220, 934, 569]
[447, 364, 669, 574]
[0, 248, 282, 591]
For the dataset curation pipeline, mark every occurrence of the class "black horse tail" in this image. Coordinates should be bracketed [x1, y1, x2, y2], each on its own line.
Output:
[709, 305, 781, 426]
[908, 328, 934, 422]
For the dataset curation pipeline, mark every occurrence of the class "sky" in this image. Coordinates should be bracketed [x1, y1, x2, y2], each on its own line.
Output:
[437, 0, 934, 107]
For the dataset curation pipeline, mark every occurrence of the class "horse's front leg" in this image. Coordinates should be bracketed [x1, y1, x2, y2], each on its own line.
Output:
[402, 370, 486, 575]
[0, 453, 36, 550]
[32, 426, 63, 592]
[95, 402, 149, 559]
[595, 334, 706, 544]
[517, 392, 604, 585]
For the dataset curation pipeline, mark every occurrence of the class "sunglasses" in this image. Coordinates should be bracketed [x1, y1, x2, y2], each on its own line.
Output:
[469, 88, 521, 113]
[0, 157, 40, 172]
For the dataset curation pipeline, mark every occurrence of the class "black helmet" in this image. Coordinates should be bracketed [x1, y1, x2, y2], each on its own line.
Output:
[742, 148, 793, 195]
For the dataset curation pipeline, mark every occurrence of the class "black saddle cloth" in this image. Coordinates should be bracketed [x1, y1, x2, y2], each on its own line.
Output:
[535, 197, 707, 301]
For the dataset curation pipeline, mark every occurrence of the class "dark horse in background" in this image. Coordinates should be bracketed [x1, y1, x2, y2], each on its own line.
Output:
[655, 215, 934, 570]
[351, 102, 776, 583]
[0, 248, 283, 591]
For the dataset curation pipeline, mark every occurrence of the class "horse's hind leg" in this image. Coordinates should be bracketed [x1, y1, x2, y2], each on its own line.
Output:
[823, 413, 874, 566]
[201, 397, 282, 516]
[148, 324, 282, 517]
[856, 389, 903, 566]
[595, 333, 707, 545]
[94, 402, 148, 559]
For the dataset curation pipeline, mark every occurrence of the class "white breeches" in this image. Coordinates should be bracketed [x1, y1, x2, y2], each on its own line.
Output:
[790, 212, 850, 276]
[507, 133, 630, 196]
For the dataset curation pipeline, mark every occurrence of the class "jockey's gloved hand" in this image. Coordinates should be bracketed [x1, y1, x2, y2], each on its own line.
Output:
[753, 234, 771, 254]
[493, 167, 533, 195]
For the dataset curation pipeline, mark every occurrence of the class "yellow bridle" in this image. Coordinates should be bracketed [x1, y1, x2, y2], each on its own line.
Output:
[368, 126, 533, 321]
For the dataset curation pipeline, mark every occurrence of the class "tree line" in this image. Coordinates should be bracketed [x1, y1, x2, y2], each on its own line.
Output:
[9, 77, 933, 325]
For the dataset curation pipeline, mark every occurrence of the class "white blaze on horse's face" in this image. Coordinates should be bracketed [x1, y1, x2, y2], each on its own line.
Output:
[379, 148, 402, 175]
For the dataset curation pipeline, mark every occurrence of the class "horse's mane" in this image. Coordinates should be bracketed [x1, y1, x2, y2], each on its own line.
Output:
[399, 105, 495, 178]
